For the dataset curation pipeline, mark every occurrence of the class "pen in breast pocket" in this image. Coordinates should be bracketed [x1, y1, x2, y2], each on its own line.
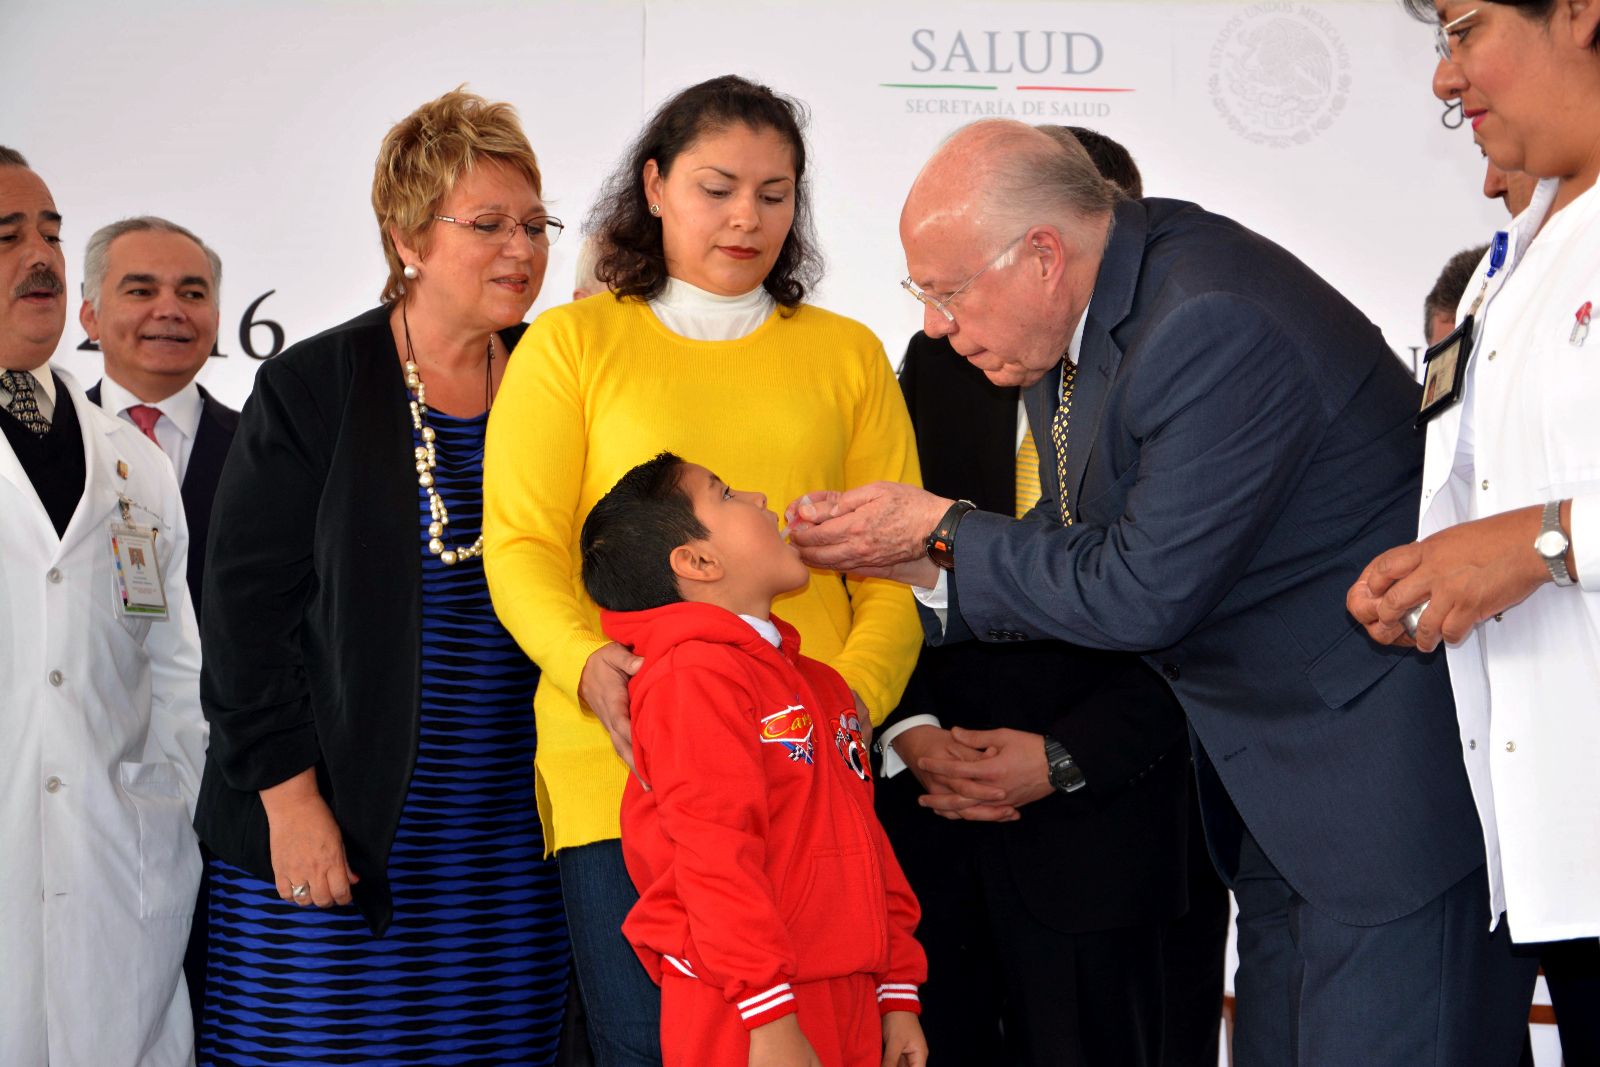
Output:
[1572, 301, 1591, 347]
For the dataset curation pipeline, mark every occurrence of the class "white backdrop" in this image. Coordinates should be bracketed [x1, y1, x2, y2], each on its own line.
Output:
[5, 0, 1507, 410]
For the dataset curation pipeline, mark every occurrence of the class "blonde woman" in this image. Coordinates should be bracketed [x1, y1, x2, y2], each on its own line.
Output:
[197, 90, 571, 1064]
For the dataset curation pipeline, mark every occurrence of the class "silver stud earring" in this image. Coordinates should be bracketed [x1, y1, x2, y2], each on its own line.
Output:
[403, 264, 420, 280]
[649, 203, 662, 217]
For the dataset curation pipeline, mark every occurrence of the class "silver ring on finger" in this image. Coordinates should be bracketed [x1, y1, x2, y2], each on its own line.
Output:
[1402, 599, 1431, 638]
[291, 882, 311, 901]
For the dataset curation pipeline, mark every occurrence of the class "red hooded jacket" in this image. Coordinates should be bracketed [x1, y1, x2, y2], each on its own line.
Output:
[603, 601, 925, 1030]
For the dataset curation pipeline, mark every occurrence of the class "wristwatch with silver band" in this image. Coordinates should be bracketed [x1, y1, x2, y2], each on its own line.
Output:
[1042, 734, 1086, 794]
[1535, 499, 1575, 587]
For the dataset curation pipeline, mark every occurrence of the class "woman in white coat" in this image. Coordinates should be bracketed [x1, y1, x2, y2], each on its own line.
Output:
[1349, 0, 1600, 1055]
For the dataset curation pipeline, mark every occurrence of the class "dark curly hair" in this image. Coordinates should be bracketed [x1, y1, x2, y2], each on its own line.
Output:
[587, 74, 822, 309]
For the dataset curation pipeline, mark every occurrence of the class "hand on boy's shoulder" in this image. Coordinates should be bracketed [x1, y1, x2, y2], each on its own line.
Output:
[747, 1014, 823, 1067]
[881, 1010, 928, 1067]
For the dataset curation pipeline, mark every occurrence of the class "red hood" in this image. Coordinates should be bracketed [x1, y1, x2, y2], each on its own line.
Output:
[601, 602, 803, 681]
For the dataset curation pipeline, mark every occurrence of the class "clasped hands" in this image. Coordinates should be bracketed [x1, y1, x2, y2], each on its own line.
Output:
[893, 724, 1053, 822]
[1346, 505, 1560, 653]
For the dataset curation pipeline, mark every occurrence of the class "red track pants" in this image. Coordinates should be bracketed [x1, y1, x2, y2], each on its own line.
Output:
[660, 972, 881, 1067]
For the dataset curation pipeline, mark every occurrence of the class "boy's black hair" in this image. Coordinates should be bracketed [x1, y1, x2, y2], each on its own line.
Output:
[581, 451, 709, 612]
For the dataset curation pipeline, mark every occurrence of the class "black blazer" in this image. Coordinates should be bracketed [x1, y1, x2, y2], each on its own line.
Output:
[88, 380, 239, 618]
[195, 305, 527, 933]
[884, 332, 1189, 935]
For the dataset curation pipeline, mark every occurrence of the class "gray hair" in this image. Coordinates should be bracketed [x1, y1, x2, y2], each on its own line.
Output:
[573, 232, 607, 298]
[0, 145, 29, 168]
[953, 120, 1119, 248]
[82, 216, 222, 311]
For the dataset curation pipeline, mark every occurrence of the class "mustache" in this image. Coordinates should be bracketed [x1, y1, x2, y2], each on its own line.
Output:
[14, 269, 64, 298]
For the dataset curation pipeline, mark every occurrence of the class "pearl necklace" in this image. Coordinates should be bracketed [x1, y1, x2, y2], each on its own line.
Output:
[402, 306, 493, 567]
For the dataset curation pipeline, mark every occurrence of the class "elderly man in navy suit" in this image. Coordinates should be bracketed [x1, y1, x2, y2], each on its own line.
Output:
[788, 119, 1536, 1065]
[79, 215, 238, 1043]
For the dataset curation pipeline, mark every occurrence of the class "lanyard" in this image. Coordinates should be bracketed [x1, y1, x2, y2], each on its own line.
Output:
[1466, 230, 1510, 319]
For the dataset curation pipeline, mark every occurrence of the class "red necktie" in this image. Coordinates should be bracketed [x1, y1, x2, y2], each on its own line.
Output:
[126, 404, 162, 444]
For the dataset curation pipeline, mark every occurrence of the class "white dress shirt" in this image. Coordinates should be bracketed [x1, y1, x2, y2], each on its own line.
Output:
[884, 312, 1089, 775]
[649, 277, 776, 341]
[97, 377, 204, 486]
[1420, 176, 1600, 941]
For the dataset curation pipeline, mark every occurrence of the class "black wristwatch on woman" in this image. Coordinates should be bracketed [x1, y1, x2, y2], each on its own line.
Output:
[925, 499, 977, 571]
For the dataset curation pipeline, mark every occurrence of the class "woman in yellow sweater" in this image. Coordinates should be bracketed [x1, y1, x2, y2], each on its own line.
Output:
[482, 75, 922, 1066]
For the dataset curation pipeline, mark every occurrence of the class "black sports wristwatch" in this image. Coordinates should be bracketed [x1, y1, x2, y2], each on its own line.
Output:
[925, 499, 977, 571]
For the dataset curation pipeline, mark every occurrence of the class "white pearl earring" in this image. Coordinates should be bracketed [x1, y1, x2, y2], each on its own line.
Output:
[403, 264, 420, 280]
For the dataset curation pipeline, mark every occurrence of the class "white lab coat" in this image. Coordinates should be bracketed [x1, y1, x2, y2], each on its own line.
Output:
[0, 367, 207, 1066]
[1419, 177, 1600, 942]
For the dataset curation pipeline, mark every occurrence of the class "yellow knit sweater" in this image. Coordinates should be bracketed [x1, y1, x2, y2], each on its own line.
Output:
[483, 294, 923, 853]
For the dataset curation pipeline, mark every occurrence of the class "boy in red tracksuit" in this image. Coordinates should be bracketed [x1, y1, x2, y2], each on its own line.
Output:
[580, 451, 928, 1067]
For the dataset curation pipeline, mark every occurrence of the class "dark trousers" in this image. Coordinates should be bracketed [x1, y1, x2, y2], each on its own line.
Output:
[1162, 777, 1231, 1067]
[1224, 818, 1536, 1066]
[878, 771, 1167, 1067]
[558, 839, 662, 1067]
[1534, 937, 1600, 1065]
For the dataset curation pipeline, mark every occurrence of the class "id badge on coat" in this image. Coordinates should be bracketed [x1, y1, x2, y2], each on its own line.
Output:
[109, 522, 169, 619]
[1417, 314, 1474, 428]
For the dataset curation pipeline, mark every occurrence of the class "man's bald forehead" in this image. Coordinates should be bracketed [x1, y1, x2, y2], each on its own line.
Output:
[905, 120, 1071, 228]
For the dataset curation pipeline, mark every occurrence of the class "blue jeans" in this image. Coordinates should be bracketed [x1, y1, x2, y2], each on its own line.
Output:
[559, 839, 662, 1067]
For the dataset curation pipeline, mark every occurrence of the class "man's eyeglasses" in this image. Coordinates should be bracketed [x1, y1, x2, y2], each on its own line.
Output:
[901, 231, 1029, 323]
[1435, 8, 1479, 62]
[434, 213, 565, 246]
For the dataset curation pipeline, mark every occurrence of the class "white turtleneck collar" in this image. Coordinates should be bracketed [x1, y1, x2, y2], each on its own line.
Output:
[739, 614, 783, 649]
[649, 276, 777, 341]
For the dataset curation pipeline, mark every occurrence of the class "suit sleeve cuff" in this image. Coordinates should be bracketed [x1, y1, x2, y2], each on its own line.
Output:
[738, 983, 799, 1029]
[876, 982, 922, 1015]
[877, 715, 941, 778]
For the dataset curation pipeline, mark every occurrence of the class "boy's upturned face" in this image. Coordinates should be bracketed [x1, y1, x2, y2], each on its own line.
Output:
[681, 463, 810, 610]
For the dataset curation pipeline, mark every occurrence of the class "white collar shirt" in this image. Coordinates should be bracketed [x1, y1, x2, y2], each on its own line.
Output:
[1419, 175, 1600, 941]
[96, 377, 204, 487]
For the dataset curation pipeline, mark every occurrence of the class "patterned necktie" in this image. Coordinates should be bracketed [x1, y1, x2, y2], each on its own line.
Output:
[1049, 360, 1079, 526]
[126, 404, 163, 445]
[1014, 427, 1041, 520]
[1, 369, 50, 435]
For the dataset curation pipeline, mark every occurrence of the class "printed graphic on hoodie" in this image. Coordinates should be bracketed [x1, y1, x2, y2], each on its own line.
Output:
[760, 704, 815, 764]
[834, 712, 871, 783]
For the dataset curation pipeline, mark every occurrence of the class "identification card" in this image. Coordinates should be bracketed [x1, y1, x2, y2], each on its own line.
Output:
[1417, 314, 1474, 428]
[110, 522, 169, 619]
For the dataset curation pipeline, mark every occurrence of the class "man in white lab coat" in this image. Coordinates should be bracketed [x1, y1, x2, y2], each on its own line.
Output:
[0, 146, 208, 1066]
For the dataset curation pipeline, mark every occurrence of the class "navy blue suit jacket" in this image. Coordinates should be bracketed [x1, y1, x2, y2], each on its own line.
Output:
[89, 380, 239, 618]
[935, 197, 1485, 925]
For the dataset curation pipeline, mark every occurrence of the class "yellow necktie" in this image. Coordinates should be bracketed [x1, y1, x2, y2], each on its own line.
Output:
[1050, 361, 1079, 526]
[1015, 427, 1041, 520]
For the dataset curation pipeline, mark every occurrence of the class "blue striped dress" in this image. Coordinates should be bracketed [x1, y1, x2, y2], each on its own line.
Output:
[201, 410, 570, 1066]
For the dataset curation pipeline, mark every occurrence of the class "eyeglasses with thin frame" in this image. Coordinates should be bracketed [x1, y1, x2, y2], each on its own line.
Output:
[901, 231, 1029, 323]
[434, 212, 565, 246]
[1435, 8, 1479, 62]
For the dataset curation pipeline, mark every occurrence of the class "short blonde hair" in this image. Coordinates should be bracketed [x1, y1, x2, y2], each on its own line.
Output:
[372, 87, 542, 304]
